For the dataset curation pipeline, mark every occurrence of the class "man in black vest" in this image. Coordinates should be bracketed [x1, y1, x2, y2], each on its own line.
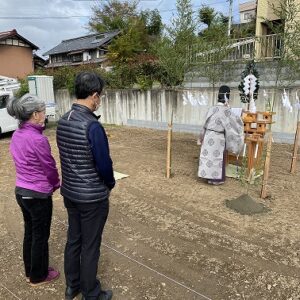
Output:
[57, 72, 115, 300]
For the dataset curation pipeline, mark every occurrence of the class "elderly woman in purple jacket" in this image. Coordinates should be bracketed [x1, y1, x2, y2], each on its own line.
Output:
[7, 94, 60, 286]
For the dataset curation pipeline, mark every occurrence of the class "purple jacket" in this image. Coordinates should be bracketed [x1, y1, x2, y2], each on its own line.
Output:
[10, 122, 60, 194]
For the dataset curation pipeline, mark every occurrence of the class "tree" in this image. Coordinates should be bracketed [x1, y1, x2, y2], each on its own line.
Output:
[107, 17, 149, 64]
[153, 37, 188, 86]
[154, 0, 197, 87]
[88, 0, 139, 32]
[192, 21, 235, 101]
[195, 5, 234, 96]
[260, 0, 300, 110]
[198, 5, 216, 28]
[89, 0, 164, 88]
[141, 9, 163, 36]
[231, 21, 256, 39]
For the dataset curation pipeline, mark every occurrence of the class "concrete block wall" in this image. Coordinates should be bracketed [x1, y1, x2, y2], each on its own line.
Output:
[55, 87, 300, 140]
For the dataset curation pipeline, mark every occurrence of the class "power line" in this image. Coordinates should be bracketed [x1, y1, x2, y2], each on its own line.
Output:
[0, 15, 90, 19]
[0, 0, 240, 20]
[158, 0, 237, 14]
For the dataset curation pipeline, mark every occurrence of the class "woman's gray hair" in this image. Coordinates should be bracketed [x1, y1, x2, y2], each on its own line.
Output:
[7, 93, 46, 122]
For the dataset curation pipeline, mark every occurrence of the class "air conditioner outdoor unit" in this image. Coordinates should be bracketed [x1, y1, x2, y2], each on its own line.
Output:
[243, 54, 251, 59]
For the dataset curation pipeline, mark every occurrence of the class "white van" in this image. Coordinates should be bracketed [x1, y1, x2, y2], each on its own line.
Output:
[0, 90, 19, 134]
[0, 75, 56, 135]
[28, 75, 56, 120]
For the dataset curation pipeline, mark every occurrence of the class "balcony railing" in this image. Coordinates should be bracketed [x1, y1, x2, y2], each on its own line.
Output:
[46, 56, 107, 68]
[258, 34, 282, 59]
[191, 34, 282, 63]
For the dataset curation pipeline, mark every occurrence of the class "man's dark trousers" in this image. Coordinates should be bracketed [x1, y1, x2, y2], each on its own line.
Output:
[64, 197, 109, 299]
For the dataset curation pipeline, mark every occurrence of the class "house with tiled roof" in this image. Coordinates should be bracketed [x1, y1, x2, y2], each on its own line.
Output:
[0, 29, 38, 78]
[44, 31, 119, 69]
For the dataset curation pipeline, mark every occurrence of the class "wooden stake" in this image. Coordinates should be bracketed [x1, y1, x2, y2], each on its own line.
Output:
[166, 123, 173, 178]
[290, 121, 300, 174]
[166, 110, 173, 178]
[247, 140, 255, 175]
[260, 133, 273, 199]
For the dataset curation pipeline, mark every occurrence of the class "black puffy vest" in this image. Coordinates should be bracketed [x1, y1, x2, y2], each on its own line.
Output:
[56, 104, 109, 203]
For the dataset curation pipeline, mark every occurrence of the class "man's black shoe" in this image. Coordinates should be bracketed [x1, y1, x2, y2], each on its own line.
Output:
[81, 289, 113, 300]
[65, 286, 81, 300]
[100, 290, 113, 300]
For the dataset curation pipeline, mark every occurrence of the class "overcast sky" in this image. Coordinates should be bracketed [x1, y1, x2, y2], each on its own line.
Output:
[0, 0, 247, 57]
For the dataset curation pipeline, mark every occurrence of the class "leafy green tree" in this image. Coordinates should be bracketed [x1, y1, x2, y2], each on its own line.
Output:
[231, 21, 256, 39]
[88, 0, 139, 32]
[140, 9, 163, 36]
[192, 22, 234, 100]
[218, 13, 229, 25]
[154, 0, 197, 87]
[88, 0, 164, 89]
[168, 0, 196, 45]
[198, 5, 216, 28]
[260, 0, 300, 110]
[15, 78, 29, 98]
[107, 17, 148, 64]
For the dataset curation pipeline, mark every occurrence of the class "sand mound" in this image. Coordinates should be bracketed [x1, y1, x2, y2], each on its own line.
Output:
[225, 194, 270, 215]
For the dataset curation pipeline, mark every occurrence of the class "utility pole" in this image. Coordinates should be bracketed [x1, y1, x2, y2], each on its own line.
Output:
[228, 0, 233, 36]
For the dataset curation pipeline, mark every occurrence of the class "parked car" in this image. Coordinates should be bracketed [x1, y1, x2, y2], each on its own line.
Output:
[0, 75, 56, 135]
[0, 90, 19, 134]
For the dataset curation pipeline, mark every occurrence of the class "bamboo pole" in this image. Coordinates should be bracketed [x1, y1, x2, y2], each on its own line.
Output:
[166, 111, 173, 178]
[260, 133, 273, 199]
[290, 121, 300, 174]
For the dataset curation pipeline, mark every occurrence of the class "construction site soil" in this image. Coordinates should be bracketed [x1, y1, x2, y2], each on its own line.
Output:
[0, 125, 299, 300]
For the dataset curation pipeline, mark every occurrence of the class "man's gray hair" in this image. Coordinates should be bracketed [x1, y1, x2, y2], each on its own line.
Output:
[7, 93, 46, 122]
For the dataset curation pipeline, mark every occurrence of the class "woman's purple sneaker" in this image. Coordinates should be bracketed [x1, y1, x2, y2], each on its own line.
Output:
[26, 267, 56, 283]
[29, 268, 60, 286]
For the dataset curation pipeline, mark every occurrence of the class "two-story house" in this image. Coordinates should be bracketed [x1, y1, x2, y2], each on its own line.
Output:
[255, 0, 300, 59]
[239, 1, 257, 24]
[231, 0, 300, 60]
[0, 29, 38, 78]
[44, 31, 119, 69]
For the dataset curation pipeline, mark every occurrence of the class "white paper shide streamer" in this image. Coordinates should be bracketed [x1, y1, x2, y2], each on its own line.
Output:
[242, 143, 247, 157]
[183, 91, 208, 107]
[243, 74, 257, 113]
[263, 89, 267, 97]
[281, 89, 293, 113]
[254, 143, 259, 158]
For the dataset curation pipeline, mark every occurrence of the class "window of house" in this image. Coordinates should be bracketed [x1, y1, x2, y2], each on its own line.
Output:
[90, 50, 97, 59]
[72, 54, 82, 62]
[62, 54, 69, 62]
[52, 55, 63, 63]
[244, 13, 250, 20]
[83, 52, 91, 61]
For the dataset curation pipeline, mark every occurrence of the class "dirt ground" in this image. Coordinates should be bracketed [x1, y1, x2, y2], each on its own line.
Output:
[0, 125, 300, 300]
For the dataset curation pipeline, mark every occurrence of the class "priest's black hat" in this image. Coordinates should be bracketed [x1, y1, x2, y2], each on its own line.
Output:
[218, 85, 230, 103]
